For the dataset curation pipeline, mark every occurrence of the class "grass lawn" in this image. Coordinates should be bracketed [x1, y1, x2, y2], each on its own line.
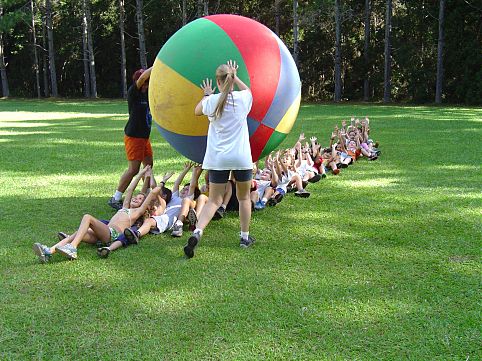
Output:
[0, 99, 480, 360]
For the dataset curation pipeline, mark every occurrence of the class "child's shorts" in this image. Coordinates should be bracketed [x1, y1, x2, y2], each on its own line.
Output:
[99, 220, 130, 247]
[149, 214, 171, 234]
[275, 188, 287, 195]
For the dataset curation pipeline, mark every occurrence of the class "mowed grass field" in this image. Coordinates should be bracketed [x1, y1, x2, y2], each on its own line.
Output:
[0, 99, 480, 360]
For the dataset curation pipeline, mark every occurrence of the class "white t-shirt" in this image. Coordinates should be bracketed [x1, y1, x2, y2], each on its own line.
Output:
[164, 191, 182, 221]
[201, 90, 253, 170]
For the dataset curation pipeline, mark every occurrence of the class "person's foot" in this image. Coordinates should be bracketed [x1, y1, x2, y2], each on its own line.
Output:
[212, 206, 225, 220]
[321, 173, 327, 179]
[287, 185, 296, 193]
[267, 198, 277, 207]
[55, 243, 78, 260]
[340, 163, 349, 168]
[187, 208, 197, 231]
[57, 232, 68, 241]
[308, 174, 321, 183]
[254, 200, 266, 210]
[32, 243, 52, 264]
[124, 227, 140, 245]
[368, 155, 378, 161]
[332, 169, 340, 175]
[107, 197, 123, 211]
[274, 193, 284, 203]
[295, 189, 311, 198]
[97, 247, 111, 259]
[240, 235, 256, 248]
[171, 222, 183, 237]
[184, 232, 201, 259]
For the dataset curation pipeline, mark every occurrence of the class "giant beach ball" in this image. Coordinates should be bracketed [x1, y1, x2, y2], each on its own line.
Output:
[149, 14, 301, 163]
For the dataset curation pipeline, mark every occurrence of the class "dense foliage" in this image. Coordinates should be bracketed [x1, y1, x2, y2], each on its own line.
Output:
[1, 0, 481, 103]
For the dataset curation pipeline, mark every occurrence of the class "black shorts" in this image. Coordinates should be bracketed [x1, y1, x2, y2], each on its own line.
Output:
[208, 169, 252, 184]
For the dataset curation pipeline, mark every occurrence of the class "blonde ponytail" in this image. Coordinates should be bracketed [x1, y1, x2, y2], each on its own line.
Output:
[213, 64, 235, 120]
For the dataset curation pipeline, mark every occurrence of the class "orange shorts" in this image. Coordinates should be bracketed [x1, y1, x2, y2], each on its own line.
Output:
[124, 135, 153, 161]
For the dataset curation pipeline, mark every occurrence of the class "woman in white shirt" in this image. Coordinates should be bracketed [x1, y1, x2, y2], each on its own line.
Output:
[183, 60, 255, 258]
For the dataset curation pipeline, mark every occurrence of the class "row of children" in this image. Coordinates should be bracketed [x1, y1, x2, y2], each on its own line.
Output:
[32, 116, 380, 263]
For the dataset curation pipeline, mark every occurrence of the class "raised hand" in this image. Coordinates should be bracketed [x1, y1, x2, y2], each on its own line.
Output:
[200, 78, 215, 96]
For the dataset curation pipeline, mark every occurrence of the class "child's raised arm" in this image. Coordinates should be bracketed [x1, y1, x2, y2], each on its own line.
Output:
[188, 164, 203, 197]
[123, 166, 150, 208]
[173, 161, 193, 193]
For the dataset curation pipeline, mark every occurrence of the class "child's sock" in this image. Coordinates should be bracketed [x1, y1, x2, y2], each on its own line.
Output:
[240, 231, 249, 240]
[113, 191, 123, 201]
[193, 228, 203, 237]
[175, 219, 183, 227]
[261, 197, 268, 204]
[221, 204, 227, 210]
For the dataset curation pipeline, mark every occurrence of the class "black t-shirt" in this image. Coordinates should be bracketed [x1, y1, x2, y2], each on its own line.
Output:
[124, 84, 152, 138]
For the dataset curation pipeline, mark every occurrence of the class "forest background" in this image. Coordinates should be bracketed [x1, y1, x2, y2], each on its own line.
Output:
[0, 0, 480, 104]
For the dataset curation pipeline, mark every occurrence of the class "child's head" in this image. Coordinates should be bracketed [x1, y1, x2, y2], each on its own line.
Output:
[259, 168, 272, 181]
[130, 192, 146, 208]
[180, 183, 201, 200]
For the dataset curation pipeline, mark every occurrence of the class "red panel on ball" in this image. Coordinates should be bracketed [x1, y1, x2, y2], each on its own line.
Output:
[249, 123, 274, 161]
[206, 15, 281, 123]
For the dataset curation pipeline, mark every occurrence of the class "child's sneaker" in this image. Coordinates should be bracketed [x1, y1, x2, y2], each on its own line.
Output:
[184, 232, 201, 259]
[97, 247, 111, 259]
[187, 208, 197, 231]
[57, 232, 68, 241]
[55, 243, 78, 260]
[267, 198, 277, 207]
[107, 197, 123, 211]
[32, 243, 52, 264]
[124, 227, 140, 245]
[332, 169, 340, 175]
[240, 235, 256, 248]
[171, 222, 183, 237]
[254, 200, 266, 210]
[295, 189, 311, 198]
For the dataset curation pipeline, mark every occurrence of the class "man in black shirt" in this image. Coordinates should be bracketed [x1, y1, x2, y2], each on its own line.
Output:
[108, 67, 154, 210]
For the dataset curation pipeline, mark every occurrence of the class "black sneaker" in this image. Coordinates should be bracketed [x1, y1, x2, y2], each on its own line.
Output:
[240, 235, 256, 248]
[124, 227, 140, 245]
[308, 174, 321, 183]
[274, 193, 284, 203]
[108, 197, 123, 210]
[212, 206, 225, 220]
[97, 247, 111, 258]
[184, 232, 201, 259]
[267, 198, 277, 207]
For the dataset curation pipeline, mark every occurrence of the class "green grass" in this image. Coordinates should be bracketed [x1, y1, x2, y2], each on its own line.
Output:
[0, 99, 481, 360]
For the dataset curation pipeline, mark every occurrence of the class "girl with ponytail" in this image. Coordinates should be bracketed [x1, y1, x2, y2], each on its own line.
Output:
[184, 60, 255, 258]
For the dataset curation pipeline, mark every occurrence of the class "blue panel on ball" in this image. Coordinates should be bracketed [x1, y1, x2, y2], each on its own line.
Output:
[156, 124, 206, 163]
[260, 33, 301, 130]
[247, 116, 261, 135]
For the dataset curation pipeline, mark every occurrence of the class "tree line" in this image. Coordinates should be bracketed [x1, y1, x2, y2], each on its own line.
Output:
[0, 0, 480, 104]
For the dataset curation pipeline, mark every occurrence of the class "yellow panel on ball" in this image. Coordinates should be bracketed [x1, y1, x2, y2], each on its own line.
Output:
[150, 58, 208, 137]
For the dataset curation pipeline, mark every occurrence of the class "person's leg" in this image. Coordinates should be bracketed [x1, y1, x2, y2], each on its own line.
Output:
[196, 183, 226, 230]
[195, 194, 208, 214]
[70, 215, 111, 248]
[138, 218, 156, 236]
[116, 160, 142, 194]
[236, 180, 252, 233]
[177, 198, 192, 224]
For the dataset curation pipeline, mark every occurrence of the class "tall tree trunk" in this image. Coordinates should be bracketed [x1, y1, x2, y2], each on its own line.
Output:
[203, 0, 209, 16]
[363, 0, 371, 101]
[435, 0, 445, 104]
[334, 0, 342, 102]
[182, 0, 187, 25]
[45, 0, 58, 97]
[41, 10, 49, 97]
[31, 0, 41, 98]
[383, 0, 392, 103]
[0, 8, 10, 98]
[135, 0, 147, 68]
[84, 0, 97, 97]
[293, 0, 299, 66]
[82, 0, 91, 98]
[275, 0, 280, 35]
[119, 0, 127, 98]
[197, 0, 203, 17]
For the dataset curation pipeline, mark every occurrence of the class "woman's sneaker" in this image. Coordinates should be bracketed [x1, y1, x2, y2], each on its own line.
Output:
[240, 235, 256, 248]
[32, 243, 52, 264]
[55, 244, 78, 260]
[184, 232, 201, 259]
[124, 227, 140, 245]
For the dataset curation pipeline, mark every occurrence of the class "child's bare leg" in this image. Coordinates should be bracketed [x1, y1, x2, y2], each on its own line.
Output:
[236, 180, 252, 233]
[138, 218, 156, 236]
[177, 198, 192, 223]
[107, 240, 123, 252]
[70, 215, 110, 248]
[195, 194, 208, 214]
[292, 173, 303, 190]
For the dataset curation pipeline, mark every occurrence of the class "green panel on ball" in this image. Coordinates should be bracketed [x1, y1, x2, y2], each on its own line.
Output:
[259, 130, 288, 159]
[157, 18, 250, 88]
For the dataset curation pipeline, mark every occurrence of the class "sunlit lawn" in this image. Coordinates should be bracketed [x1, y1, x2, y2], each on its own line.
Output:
[0, 99, 480, 360]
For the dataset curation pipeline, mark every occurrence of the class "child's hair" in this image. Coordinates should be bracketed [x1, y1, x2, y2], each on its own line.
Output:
[183, 183, 201, 200]
[161, 187, 172, 204]
[213, 64, 235, 119]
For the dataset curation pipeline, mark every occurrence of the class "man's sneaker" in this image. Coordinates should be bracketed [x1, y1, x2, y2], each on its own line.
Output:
[212, 206, 225, 220]
[295, 189, 311, 198]
[57, 232, 68, 241]
[240, 235, 256, 248]
[187, 208, 197, 231]
[55, 243, 78, 260]
[171, 222, 183, 237]
[254, 200, 266, 210]
[97, 247, 111, 259]
[107, 197, 123, 210]
[124, 227, 140, 245]
[32, 243, 52, 264]
[184, 232, 201, 259]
